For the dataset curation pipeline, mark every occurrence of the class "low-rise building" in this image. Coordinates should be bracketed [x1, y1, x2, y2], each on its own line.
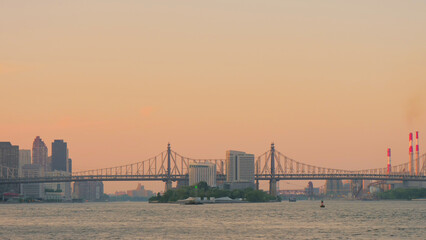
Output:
[21, 164, 44, 199]
[73, 181, 104, 201]
[127, 183, 154, 197]
[44, 170, 71, 201]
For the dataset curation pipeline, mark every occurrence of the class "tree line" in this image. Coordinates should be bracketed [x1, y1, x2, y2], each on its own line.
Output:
[377, 188, 426, 200]
[149, 181, 279, 203]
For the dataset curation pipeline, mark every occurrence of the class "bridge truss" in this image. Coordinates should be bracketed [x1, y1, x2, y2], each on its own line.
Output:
[1, 144, 426, 194]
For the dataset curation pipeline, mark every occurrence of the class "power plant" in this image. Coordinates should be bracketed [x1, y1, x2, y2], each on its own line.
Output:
[408, 131, 421, 176]
[416, 131, 420, 175]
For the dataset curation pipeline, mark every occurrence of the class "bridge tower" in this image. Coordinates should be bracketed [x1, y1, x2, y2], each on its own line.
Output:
[165, 143, 172, 191]
[255, 159, 260, 190]
[351, 179, 363, 199]
[269, 143, 277, 196]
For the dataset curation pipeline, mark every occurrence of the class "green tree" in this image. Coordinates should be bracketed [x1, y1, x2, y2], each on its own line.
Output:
[197, 181, 209, 191]
[148, 185, 277, 203]
[231, 189, 244, 199]
[377, 188, 426, 200]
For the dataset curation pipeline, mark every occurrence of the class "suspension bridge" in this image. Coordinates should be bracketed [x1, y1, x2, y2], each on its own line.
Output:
[1, 143, 426, 195]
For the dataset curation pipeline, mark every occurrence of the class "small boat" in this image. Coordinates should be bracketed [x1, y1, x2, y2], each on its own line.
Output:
[289, 197, 296, 202]
[320, 200, 325, 208]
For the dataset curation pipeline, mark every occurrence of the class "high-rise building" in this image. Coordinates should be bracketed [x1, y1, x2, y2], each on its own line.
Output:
[226, 150, 255, 182]
[189, 162, 217, 187]
[46, 156, 52, 172]
[226, 150, 255, 189]
[52, 140, 67, 172]
[67, 158, 72, 173]
[0, 142, 20, 171]
[0, 142, 20, 194]
[19, 149, 31, 176]
[21, 164, 44, 199]
[32, 136, 48, 172]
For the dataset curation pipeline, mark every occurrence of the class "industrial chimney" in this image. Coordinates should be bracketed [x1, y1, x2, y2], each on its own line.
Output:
[416, 131, 419, 175]
[387, 148, 391, 174]
[409, 133, 414, 175]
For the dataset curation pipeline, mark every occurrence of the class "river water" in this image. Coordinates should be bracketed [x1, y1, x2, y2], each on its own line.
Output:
[0, 201, 425, 239]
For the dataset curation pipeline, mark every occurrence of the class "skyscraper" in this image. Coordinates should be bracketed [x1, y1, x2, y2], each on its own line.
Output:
[52, 140, 67, 172]
[19, 149, 31, 176]
[19, 150, 31, 166]
[67, 158, 72, 173]
[46, 156, 52, 172]
[32, 136, 48, 172]
[0, 142, 20, 194]
[226, 150, 255, 189]
[0, 142, 20, 174]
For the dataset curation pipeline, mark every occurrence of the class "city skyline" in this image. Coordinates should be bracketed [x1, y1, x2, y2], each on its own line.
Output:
[2, 1, 426, 193]
[2, 135, 424, 194]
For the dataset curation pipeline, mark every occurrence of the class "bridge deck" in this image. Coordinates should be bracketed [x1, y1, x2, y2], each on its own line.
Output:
[1, 173, 425, 184]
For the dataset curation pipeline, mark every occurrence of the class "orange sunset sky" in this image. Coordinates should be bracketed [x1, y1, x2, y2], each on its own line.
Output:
[1, 1, 426, 193]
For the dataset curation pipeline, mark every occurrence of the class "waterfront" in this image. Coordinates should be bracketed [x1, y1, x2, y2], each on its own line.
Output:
[0, 201, 425, 239]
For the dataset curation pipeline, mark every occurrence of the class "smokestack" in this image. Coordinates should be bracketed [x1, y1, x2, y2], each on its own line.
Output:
[416, 131, 419, 175]
[409, 133, 414, 175]
[387, 148, 391, 174]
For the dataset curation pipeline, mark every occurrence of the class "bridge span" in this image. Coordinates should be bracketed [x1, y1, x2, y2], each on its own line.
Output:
[1, 173, 425, 185]
[1, 144, 426, 195]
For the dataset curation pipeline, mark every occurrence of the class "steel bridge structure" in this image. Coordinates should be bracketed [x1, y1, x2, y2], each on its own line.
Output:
[1, 143, 426, 195]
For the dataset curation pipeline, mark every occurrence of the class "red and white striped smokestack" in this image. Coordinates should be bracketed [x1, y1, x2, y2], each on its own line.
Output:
[416, 131, 419, 175]
[387, 148, 391, 174]
[409, 132, 414, 175]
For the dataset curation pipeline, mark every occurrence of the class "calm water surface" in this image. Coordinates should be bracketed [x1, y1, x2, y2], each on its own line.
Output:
[0, 201, 425, 239]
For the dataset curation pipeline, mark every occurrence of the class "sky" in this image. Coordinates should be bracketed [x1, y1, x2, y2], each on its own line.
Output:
[1, 1, 426, 193]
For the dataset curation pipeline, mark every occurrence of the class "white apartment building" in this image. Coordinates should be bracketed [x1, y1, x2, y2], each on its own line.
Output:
[189, 162, 217, 187]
